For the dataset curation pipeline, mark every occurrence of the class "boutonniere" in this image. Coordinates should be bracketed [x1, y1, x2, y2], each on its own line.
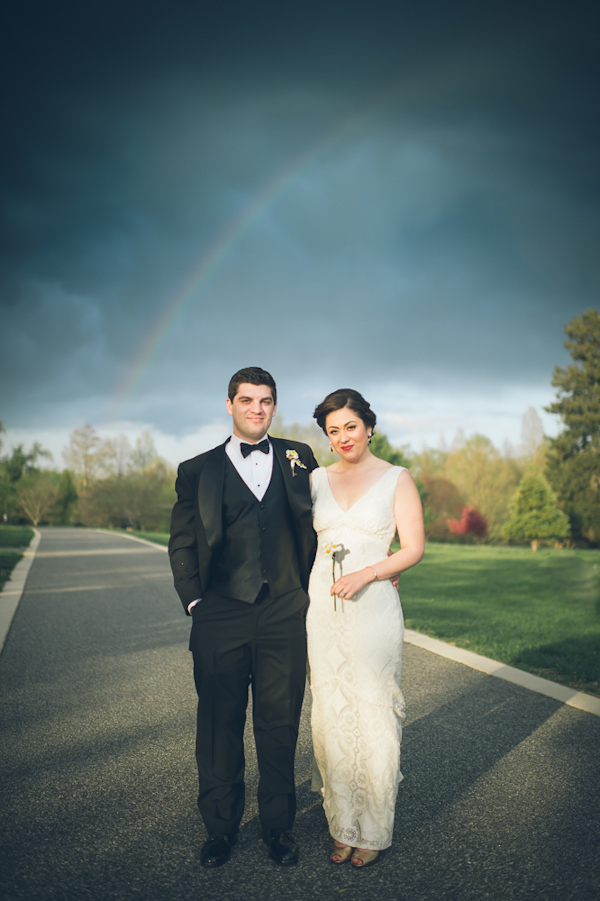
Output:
[285, 449, 307, 477]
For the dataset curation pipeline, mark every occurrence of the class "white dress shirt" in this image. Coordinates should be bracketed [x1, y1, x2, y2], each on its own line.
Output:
[226, 433, 273, 501]
[187, 434, 273, 613]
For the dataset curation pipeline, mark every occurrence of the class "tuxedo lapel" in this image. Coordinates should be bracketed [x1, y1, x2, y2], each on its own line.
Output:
[197, 443, 227, 551]
[270, 436, 316, 591]
[271, 438, 312, 517]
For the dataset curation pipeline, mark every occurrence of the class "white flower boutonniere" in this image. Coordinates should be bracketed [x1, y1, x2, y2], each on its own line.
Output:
[286, 449, 307, 477]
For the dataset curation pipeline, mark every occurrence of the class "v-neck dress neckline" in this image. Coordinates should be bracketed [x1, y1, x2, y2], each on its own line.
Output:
[324, 465, 396, 513]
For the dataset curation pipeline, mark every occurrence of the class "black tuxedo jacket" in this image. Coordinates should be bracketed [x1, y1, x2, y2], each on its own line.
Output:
[169, 436, 318, 613]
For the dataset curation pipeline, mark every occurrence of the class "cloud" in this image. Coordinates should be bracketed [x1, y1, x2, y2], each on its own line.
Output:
[0, 0, 597, 451]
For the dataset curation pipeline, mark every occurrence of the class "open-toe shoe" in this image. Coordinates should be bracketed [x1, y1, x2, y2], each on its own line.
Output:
[330, 841, 353, 864]
[351, 848, 380, 868]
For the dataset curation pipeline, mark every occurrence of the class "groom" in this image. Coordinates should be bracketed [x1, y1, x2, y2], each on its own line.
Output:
[169, 367, 318, 867]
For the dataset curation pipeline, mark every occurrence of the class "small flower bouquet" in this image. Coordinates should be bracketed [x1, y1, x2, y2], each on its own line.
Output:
[323, 542, 345, 611]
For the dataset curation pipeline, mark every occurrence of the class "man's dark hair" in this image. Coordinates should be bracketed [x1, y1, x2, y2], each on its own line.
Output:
[228, 367, 277, 404]
[313, 388, 376, 434]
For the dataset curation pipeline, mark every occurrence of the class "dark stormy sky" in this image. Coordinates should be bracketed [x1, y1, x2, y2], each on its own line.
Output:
[1, 0, 598, 465]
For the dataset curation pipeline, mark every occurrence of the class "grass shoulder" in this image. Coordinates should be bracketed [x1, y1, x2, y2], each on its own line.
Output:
[0, 525, 35, 591]
[110, 528, 169, 547]
[400, 542, 600, 697]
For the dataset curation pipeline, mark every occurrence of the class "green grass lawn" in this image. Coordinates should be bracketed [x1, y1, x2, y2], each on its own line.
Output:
[0, 525, 34, 591]
[399, 542, 600, 697]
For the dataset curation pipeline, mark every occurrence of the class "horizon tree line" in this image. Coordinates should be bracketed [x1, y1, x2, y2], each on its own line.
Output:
[1, 309, 598, 548]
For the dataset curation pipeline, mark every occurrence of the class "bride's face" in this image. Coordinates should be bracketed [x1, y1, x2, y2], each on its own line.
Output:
[325, 406, 371, 463]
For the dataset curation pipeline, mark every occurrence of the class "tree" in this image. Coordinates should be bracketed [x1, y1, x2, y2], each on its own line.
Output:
[104, 434, 134, 477]
[447, 505, 488, 541]
[0, 438, 52, 522]
[130, 431, 158, 471]
[545, 309, 600, 545]
[62, 425, 112, 489]
[2, 442, 52, 483]
[413, 435, 522, 542]
[15, 471, 60, 526]
[65, 426, 175, 531]
[270, 420, 331, 465]
[503, 474, 570, 551]
[369, 432, 412, 468]
[441, 434, 521, 541]
[421, 475, 465, 541]
[49, 470, 79, 525]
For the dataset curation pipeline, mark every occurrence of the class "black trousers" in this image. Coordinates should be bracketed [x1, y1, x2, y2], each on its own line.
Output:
[189, 585, 309, 840]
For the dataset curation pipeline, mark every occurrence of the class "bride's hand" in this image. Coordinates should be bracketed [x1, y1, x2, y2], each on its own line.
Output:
[331, 568, 374, 600]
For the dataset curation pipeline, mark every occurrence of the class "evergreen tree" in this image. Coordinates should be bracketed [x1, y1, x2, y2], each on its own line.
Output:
[545, 309, 600, 545]
[503, 473, 570, 551]
[51, 470, 79, 525]
[369, 432, 411, 468]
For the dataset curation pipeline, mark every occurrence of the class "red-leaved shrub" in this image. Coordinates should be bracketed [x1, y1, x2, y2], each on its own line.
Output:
[447, 505, 488, 539]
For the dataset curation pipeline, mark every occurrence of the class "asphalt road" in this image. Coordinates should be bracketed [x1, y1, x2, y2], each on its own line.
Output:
[1, 527, 599, 901]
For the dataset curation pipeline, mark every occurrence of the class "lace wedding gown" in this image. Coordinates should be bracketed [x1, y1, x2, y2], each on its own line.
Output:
[307, 465, 406, 851]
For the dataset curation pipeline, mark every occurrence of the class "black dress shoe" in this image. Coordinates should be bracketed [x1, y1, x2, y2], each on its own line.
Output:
[200, 833, 237, 868]
[268, 829, 299, 865]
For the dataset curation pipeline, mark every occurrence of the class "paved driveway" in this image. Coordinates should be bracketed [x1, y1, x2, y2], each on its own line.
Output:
[1, 528, 598, 901]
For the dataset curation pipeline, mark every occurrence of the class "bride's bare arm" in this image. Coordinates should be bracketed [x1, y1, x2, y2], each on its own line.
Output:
[331, 470, 425, 599]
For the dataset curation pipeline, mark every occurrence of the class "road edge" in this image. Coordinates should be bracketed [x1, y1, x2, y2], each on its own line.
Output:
[0, 528, 42, 655]
[405, 628, 600, 718]
[94, 529, 168, 552]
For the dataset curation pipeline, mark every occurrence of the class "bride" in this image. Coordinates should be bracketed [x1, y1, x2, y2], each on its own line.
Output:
[307, 389, 424, 868]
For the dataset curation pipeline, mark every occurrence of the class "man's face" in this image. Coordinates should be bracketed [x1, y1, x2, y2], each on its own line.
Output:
[227, 383, 277, 443]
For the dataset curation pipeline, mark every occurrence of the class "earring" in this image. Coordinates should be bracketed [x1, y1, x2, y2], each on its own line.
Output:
[368, 432, 372, 444]
[330, 444, 334, 453]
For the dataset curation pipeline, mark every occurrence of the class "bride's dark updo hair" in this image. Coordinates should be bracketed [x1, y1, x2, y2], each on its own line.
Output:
[313, 388, 377, 435]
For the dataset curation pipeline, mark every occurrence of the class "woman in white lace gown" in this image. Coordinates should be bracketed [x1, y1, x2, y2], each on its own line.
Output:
[307, 389, 424, 868]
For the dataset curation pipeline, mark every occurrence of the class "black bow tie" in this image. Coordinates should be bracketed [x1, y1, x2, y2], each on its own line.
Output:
[240, 439, 270, 458]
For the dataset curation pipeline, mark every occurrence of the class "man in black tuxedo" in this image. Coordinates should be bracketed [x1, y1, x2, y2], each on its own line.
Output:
[169, 367, 318, 868]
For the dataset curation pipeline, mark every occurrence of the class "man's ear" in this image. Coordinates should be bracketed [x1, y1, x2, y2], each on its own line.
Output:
[226, 397, 233, 416]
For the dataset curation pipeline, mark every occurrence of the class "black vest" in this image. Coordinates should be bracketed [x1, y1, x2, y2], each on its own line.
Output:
[209, 456, 302, 603]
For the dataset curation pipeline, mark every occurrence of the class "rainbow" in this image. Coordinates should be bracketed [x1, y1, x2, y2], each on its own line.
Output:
[109, 81, 406, 422]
